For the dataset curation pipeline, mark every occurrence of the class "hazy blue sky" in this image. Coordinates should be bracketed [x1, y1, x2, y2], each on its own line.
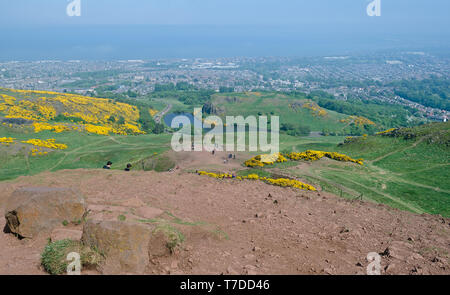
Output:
[0, 0, 449, 60]
[0, 0, 448, 27]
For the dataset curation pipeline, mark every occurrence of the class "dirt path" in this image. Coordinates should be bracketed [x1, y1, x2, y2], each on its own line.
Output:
[48, 137, 113, 171]
[370, 138, 425, 164]
[172, 149, 246, 172]
[368, 164, 450, 194]
[154, 104, 172, 124]
[285, 163, 425, 214]
[397, 163, 450, 175]
[328, 172, 424, 214]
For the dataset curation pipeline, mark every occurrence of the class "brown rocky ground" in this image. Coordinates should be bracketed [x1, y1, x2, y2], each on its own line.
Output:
[0, 167, 449, 275]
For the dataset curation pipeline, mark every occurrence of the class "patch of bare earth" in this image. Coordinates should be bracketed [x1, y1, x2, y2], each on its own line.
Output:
[0, 169, 449, 275]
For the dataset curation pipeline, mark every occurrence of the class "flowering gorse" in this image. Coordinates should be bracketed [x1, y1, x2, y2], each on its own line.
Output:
[284, 150, 363, 165]
[245, 150, 363, 167]
[197, 170, 316, 191]
[244, 153, 288, 167]
[376, 128, 397, 135]
[0, 137, 15, 146]
[0, 88, 146, 136]
[21, 138, 68, 150]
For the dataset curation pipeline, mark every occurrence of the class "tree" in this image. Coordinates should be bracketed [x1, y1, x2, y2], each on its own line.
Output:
[153, 123, 165, 134]
[219, 86, 234, 93]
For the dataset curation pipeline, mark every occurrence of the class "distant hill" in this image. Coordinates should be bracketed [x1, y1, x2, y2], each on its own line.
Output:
[211, 92, 380, 135]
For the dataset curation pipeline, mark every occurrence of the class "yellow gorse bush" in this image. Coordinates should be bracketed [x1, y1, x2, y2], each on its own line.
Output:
[245, 150, 363, 167]
[149, 108, 158, 117]
[0, 137, 15, 146]
[0, 88, 146, 135]
[83, 123, 145, 135]
[198, 171, 233, 178]
[84, 124, 114, 136]
[376, 128, 397, 135]
[33, 122, 70, 133]
[302, 102, 327, 117]
[197, 170, 316, 191]
[264, 177, 317, 191]
[29, 147, 48, 157]
[285, 150, 363, 165]
[244, 153, 287, 167]
[21, 138, 68, 150]
[340, 116, 376, 126]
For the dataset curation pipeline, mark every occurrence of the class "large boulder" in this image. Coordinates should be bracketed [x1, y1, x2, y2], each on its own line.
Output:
[4, 187, 86, 239]
[82, 220, 154, 274]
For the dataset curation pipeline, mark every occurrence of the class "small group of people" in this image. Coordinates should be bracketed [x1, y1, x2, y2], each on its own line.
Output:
[103, 161, 132, 171]
[211, 149, 236, 164]
[222, 153, 236, 164]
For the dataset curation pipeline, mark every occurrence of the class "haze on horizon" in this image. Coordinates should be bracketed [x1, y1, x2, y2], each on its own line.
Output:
[0, 0, 449, 60]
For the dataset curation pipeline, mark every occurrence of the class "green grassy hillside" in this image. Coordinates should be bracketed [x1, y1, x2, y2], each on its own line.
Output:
[0, 125, 172, 181]
[272, 122, 450, 217]
[211, 92, 377, 135]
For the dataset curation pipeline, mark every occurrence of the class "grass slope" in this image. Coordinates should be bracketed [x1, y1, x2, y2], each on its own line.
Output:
[276, 122, 450, 217]
[0, 126, 172, 181]
[211, 92, 352, 132]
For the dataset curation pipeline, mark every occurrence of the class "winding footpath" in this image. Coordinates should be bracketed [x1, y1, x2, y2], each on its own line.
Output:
[154, 104, 172, 124]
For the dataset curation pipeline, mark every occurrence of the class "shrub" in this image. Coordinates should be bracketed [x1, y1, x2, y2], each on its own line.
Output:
[41, 239, 103, 275]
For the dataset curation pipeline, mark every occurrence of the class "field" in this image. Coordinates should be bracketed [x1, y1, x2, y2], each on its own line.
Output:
[0, 126, 172, 181]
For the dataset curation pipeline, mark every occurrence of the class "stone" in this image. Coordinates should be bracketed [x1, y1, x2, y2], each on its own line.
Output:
[4, 187, 86, 239]
[50, 228, 83, 242]
[382, 241, 414, 261]
[82, 220, 153, 274]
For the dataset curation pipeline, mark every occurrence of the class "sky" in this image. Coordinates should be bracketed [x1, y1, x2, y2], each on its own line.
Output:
[0, 0, 449, 27]
[0, 0, 449, 60]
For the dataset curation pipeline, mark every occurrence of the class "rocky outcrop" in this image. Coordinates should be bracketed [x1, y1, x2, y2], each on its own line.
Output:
[202, 102, 224, 115]
[4, 187, 86, 239]
[82, 220, 154, 274]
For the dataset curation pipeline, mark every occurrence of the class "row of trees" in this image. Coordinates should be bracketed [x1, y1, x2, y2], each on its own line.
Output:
[280, 123, 311, 136]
